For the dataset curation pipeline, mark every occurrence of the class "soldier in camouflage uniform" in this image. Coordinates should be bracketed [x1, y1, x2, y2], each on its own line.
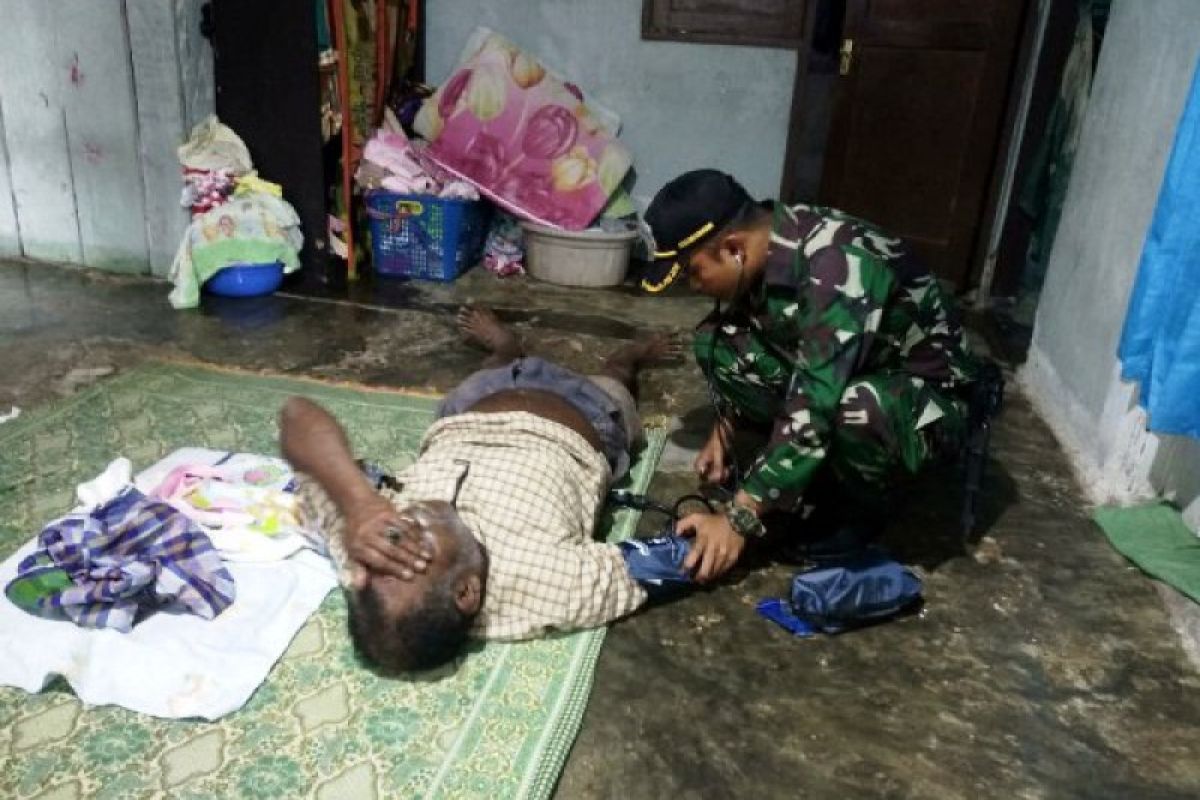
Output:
[641, 170, 978, 582]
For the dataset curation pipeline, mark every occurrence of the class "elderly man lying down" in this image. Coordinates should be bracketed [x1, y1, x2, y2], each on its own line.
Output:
[281, 306, 680, 672]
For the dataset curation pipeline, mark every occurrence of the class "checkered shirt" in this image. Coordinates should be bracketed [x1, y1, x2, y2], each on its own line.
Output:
[297, 411, 647, 640]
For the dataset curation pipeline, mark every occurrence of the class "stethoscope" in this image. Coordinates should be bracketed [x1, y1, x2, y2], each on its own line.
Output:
[606, 488, 717, 531]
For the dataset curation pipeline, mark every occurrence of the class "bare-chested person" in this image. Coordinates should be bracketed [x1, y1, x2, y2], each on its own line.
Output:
[281, 306, 678, 672]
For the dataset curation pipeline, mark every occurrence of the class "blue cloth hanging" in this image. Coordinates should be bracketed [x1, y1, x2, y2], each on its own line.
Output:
[1118, 57, 1200, 438]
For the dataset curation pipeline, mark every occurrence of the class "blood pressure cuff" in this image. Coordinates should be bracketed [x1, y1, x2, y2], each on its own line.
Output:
[618, 535, 695, 599]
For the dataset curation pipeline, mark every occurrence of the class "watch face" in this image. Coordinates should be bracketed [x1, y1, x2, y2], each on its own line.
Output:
[729, 505, 765, 538]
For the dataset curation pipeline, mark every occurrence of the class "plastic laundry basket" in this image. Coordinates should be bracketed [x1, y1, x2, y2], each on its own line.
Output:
[366, 192, 490, 281]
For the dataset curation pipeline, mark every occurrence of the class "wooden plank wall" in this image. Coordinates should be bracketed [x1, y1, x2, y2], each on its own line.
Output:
[0, 0, 213, 276]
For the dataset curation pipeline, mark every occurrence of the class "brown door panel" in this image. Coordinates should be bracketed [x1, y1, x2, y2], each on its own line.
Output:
[826, 47, 986, 260]
[819, 0, 1026, 287]
[858, 0, 1001, 37]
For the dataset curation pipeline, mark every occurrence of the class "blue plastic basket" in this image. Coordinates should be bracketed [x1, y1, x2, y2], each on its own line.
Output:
[365, 192, 490, 281]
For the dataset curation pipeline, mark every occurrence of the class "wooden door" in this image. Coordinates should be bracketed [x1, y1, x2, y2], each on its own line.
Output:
[818, 0, 1027, 288]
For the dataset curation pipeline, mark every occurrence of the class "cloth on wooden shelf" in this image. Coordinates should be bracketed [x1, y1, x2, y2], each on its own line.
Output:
[413, 28, 632, 230]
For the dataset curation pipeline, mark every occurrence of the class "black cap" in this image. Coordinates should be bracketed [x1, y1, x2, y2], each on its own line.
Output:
[641, 170, 753, 292]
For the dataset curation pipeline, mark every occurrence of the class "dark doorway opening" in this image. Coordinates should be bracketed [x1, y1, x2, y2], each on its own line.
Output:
[981, 0, 1111, 363]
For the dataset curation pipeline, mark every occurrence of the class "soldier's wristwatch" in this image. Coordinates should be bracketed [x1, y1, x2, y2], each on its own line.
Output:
[725, 503, 767, 539]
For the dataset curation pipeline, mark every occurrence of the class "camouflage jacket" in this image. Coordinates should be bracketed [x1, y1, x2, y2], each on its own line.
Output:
[695, 202, 978, 511]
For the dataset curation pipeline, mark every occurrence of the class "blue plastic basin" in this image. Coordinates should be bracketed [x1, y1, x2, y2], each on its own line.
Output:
[203, 262, 284, 298]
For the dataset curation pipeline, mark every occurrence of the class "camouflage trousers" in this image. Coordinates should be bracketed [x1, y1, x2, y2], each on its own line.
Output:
[699, 345, 968, 512]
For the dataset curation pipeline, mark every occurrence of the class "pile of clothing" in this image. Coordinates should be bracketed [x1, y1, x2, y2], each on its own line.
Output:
[0, 449, 336, 719]
[7, 478, 236, 633]
[355, 115, 479, 200]
[369, 27, 651, 280]
[181, 168, 236, 216]
[168, 116, 304, 309]
[482, 211, 526, 277]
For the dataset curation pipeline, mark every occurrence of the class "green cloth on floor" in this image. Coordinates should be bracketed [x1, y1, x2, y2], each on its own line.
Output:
[1094, 503, 1200, 604]
[4, 566, 73, 613]
[0, 362, 665, 800]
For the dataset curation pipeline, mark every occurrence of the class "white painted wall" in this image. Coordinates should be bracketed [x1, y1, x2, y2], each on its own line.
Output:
[425, 0, 798, 207]
[0, 1, 791, 272]
[0, 0, 212, 276]
[1020, 0, 1200, 529]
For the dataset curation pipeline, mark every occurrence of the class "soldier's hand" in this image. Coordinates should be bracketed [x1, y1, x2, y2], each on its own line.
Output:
[677, 511, 745, 583]
[694, 419, 732, 485]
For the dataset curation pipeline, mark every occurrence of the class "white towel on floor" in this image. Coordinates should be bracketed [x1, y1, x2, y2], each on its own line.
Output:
[74, 457, 132, 509]
[0, 450, 338, 720]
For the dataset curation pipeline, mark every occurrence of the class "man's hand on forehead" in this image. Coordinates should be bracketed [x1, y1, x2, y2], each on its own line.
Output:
[343, 496, 435, 588]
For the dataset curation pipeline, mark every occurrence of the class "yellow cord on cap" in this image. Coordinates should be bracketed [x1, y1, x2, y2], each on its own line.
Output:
[652, 221, 716, 259]
[640, 261, 682, 293]
[645, 220, 718, 291]
[676, 221, 715, 250]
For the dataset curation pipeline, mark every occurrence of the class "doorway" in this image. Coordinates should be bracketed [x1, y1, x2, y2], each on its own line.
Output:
[781, 0, 1030, 293]
[982, 0, 1111, 361]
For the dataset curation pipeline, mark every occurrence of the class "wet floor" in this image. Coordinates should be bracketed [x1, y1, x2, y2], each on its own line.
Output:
[3, 259, 1199, 799]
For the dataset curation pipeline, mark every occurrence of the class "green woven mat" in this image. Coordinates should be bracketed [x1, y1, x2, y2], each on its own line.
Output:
[0, 362, 665, 800]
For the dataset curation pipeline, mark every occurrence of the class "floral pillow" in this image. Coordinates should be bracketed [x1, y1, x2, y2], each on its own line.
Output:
[414, 29, 632, 230]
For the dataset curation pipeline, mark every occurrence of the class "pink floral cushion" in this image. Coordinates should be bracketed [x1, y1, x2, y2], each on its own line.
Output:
[415, 31, 632, 230]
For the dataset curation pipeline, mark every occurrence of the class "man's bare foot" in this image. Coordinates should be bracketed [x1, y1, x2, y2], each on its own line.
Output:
[599, 331, 684, 392]
[607, 331, 684, 368]
[457, 305, 524, 363]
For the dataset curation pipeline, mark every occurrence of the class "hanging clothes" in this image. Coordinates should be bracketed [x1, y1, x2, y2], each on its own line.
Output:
[1118, 58, 1200, 438]
[1019, 0, 1101, 274]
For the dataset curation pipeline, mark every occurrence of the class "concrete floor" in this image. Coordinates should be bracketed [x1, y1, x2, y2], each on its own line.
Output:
[3, 260, 1200, 799]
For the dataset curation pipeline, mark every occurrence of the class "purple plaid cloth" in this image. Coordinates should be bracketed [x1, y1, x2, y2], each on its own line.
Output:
[12, 487, 235, 632]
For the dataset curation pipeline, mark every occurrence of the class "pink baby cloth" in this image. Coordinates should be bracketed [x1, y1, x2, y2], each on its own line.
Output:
[146, 457, 306, 562]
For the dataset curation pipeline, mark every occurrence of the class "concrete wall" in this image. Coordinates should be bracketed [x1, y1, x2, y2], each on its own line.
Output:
[0, 0, 212, 276]
[425, 0, 798, 207]
[1021, 0, 1200, 527]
